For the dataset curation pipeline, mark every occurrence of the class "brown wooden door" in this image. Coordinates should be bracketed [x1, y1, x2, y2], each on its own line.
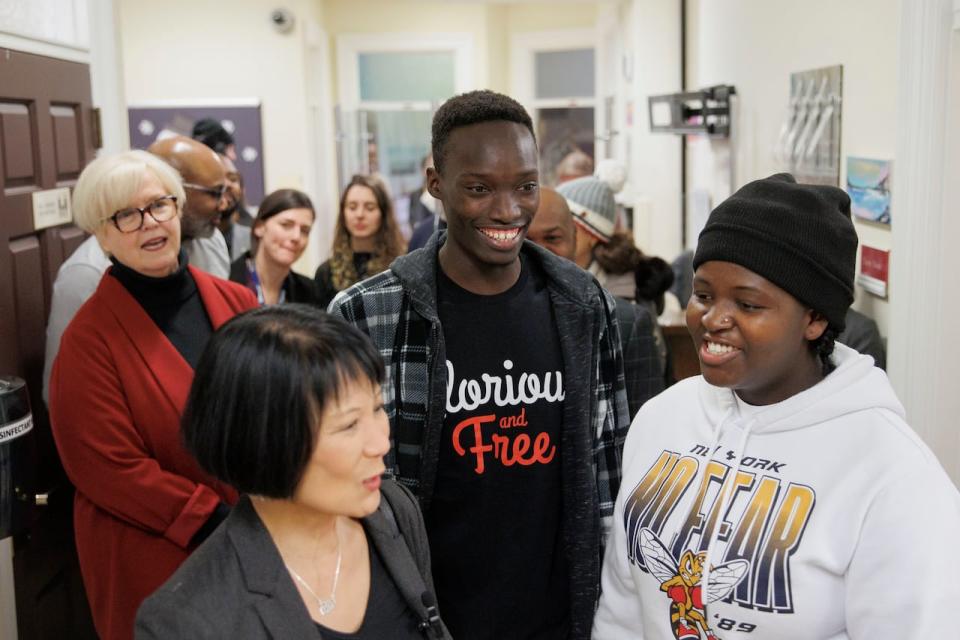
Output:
[0, 48, 98, 639]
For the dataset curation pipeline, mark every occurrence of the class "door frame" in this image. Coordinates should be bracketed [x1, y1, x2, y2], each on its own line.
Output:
[508, 28, 600, 135]
[335, 32, 475, 113]
[0, 4, 121, 637]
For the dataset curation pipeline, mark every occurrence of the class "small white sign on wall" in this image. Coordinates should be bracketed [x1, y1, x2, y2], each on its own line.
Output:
[31, 187, 72, 230]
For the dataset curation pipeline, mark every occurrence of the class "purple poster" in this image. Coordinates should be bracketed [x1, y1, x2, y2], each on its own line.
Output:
[127, 103, 265, 207]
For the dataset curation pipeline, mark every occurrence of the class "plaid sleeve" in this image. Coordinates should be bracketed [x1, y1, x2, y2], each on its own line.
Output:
[328, 273, 405, 474]
[621, 304, 666, 416]
[594, 289, 631, 542]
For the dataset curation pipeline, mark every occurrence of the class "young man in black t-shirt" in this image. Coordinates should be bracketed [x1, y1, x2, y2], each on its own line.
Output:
[331, 90, 630, 640]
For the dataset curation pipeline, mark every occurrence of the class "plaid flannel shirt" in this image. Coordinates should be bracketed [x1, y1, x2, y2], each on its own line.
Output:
[330, 235, 631, 638]
[616, 298, 667, 416]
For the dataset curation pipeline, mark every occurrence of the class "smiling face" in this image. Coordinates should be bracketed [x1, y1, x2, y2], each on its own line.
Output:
[293, 377, 390, 519]
[428, 120, 539, 292]
[254, 207, 313, 269]
[150, 137, 227, 239]
[342, 183, 383, 242]
[95, 170, 181, 277]
[686, 260, 828, 405]
[180, 147, 227, 238]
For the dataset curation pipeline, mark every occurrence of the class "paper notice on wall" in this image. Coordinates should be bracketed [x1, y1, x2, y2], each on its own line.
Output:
[32, 187, 72, 230]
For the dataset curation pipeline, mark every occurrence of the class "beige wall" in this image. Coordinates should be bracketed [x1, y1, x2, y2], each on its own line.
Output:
[118, 0, 325, 193]
[685, 0, 899, 337]
[321, 0, 492, 93]
[321, 0, 599, 100]
[503, 2, 598, 32]
[622, 0, 683, 262]
[117, 0, 601, 269]
[118, 0, 335, 272]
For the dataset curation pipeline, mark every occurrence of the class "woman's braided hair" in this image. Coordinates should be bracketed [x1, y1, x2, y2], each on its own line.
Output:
[810, 322, 841, 377]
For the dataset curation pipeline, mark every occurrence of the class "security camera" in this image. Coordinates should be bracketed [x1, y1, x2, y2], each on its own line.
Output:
[270, 8, 295, 34]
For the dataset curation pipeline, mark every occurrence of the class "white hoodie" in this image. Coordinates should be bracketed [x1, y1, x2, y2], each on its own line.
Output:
[594, 344, 960, 640]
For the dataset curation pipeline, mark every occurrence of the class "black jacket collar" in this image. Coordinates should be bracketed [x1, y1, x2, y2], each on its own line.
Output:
[225, 496, 436, 637]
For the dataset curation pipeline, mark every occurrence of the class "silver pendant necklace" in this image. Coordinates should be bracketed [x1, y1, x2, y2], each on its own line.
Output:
[285, 525, 342, 617]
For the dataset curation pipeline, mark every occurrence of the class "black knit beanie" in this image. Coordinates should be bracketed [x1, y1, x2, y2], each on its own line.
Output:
[692, 173, 858, 331]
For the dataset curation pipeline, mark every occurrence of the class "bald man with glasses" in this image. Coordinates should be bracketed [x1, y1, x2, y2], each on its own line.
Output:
[148, 136, 231, 279]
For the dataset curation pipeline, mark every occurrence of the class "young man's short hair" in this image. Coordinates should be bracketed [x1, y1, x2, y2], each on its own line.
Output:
[431, 89, 536, 174]
[182, 304, 384, 498]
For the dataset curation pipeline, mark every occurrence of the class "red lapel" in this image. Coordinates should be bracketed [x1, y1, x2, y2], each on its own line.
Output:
[100, 273, 194, 416]
[102, 267, 244, 414]
[189, 266, 236, 330]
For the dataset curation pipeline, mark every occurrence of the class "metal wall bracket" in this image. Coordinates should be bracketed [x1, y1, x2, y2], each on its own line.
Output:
[647, 85, 736, 137]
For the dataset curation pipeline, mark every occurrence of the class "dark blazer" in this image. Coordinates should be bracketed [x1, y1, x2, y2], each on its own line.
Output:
[49, 267, 257, 639]
[229, 251, 323, 306]
[839, 308, 886, 370]
[408, 218, 445, 253]
[135, 480, 450, 639]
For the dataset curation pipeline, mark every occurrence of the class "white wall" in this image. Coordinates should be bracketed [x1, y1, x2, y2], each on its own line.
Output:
[684, 0, 899, 337]
[887, 0, 960, 485]
[0, 0, 90, 51]
[117, 0, 331, 272]
[623, 0, 683, 261]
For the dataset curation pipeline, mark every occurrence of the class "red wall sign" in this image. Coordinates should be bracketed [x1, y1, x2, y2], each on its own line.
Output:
[858, 245, 890, 298]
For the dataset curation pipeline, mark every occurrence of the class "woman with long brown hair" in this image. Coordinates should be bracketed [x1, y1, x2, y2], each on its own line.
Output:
[315, 175, 406, 308]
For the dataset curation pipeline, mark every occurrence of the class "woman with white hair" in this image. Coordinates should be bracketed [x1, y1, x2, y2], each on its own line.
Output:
[48, 150, 257, 640]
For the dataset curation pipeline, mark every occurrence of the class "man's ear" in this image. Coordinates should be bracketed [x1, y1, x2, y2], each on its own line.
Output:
[426, 166, 443, 200]
[804, 310, 829, 342]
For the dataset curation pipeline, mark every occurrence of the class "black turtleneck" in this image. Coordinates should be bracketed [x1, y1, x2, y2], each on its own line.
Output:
[109, 250, 213, 369]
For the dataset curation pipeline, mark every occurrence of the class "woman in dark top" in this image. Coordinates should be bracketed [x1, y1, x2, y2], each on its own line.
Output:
[315, 175, 406, 308]
[49, 150, 257, 639]
[229, 188, 320, 305]
[136, 306, 449, 640]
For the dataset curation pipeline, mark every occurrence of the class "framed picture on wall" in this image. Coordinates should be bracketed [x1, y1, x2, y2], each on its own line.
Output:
[846, 157, 891, 226]
[127, 100, 265, 208]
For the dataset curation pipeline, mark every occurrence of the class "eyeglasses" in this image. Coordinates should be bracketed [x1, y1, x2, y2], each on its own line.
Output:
[106, 195, 178, 233]
[183, 182, 229, 200]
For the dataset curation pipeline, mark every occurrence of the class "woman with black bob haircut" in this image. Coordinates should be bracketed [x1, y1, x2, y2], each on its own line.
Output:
[136, 305, 449, 640]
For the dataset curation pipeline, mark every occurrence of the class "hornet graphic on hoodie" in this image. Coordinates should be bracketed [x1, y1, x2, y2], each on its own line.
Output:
[594, 344, 960, 640]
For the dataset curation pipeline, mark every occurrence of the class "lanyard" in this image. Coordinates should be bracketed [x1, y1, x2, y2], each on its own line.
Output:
[246, 258, 286, 305]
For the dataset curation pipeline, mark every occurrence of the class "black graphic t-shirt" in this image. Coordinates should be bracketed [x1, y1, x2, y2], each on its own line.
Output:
[430, 255, 570, 639]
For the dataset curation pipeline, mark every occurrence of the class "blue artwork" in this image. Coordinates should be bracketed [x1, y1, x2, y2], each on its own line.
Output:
[846, 157, 891, 226]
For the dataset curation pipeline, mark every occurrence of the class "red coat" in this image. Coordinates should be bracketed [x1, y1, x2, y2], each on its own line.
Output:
[49, 266, 257, 640]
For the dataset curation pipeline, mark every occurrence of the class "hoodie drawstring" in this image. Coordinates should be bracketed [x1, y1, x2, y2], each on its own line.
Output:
[701, 401, 756, 614]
